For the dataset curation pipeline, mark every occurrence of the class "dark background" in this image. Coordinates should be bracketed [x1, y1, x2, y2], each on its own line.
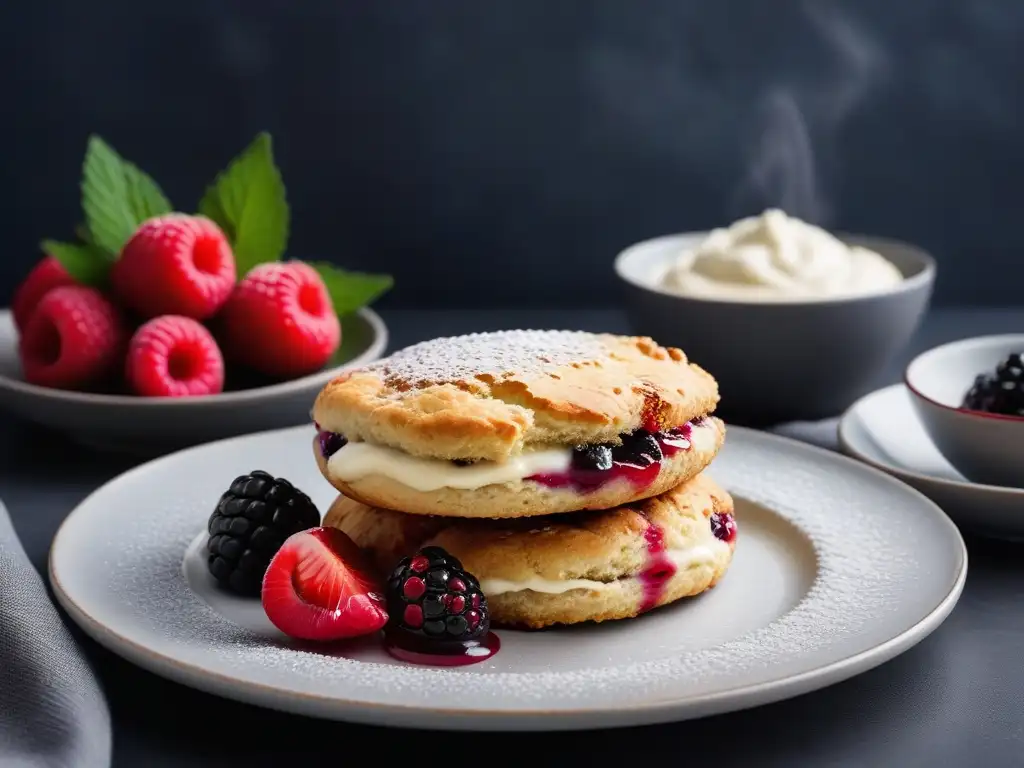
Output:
[2, 0, 1022, 309]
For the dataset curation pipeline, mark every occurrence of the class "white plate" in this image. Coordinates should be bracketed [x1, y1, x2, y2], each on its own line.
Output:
[840, 383, 1024, 539]
[49, 424, 966, 731]
[0, 308, 387, 453]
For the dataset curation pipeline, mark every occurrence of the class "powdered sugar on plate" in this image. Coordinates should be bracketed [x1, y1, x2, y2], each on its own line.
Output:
[368, 330, 608, 386]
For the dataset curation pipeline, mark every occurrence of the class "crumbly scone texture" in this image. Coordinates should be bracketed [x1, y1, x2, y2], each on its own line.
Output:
[323, 472, 736, 628]
[313, 417, 724, 519]
[312, 330, 719, 462]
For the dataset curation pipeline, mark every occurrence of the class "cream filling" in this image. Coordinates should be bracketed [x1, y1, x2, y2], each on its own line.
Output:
[479, 541, 729, 596]
[326, 420, 720, 493]
[327, 442, 572, 492]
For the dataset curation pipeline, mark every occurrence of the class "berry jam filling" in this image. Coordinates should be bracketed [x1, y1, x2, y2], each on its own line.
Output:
[528, 419, 704, 493]
[638, 520, 677, 614]
[315, 426, 348, 459]
[961, 352, 1024, 418]
[710, 511, 738, 543]
[384, 546, 499, 667]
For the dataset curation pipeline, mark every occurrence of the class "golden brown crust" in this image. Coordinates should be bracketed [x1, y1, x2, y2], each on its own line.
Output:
[324, 473, 736, 628]
[312, 417, 724, 519]
[312, 331, 719, 462]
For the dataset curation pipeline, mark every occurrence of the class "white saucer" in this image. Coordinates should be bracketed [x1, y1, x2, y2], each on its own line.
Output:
[839, 384, 1024, 539]
[49, 424, 965, 730]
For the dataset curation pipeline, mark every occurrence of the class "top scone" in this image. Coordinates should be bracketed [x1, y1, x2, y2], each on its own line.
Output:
[312, 330, 724, 519]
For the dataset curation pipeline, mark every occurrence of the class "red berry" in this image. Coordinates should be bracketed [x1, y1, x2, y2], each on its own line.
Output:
[111, 214, 236, 320]
[125, 316, 224, 398]
[403, 604, 424, 629]
[219, 262, 340, 378]
[12, 256, 76, 333]
[403, 577, 426, 600]
[18, 286, 126, 390]
[262, 527, 388, 642]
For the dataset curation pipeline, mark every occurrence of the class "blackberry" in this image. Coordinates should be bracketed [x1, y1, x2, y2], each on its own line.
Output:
[316, 430, 347, 459]
[386, 546, 489, 643]
[613, 429, 663, 466]
[206, 470, 321, 595]
[571, 444, 613, 472]
[961, 353, 1024, 417]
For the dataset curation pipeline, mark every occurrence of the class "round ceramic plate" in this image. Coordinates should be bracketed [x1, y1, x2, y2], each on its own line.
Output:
[49, 425, 966, 731]
[0, 307, 387, 452]
[840, 384, 1024, 539]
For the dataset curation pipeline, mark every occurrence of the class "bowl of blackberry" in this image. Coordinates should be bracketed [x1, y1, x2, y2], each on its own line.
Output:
[905, 334, 1024, 488]
[0, 133, 390, 453]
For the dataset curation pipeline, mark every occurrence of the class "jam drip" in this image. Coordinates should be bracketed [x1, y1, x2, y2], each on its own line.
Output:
[383, 627, 501, 667]
[638, 520, 677, 613]
[528, 420, 702, 493]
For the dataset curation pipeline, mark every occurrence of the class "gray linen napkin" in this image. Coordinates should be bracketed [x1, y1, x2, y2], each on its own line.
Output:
[0, 500, 111, 768]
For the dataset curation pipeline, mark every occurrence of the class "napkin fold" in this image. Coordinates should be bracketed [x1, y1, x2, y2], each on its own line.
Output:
[0, 500, 111, 768]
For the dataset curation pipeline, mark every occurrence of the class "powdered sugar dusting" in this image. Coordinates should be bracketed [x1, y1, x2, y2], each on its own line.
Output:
[52, 424, 964, 728]
[367, 330, 607, 386]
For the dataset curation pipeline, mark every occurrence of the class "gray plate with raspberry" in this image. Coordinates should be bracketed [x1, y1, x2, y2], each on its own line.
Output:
[0, 307, 387, 453]
[48, 423, 967, 731]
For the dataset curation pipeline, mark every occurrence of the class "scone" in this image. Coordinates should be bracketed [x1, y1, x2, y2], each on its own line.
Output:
[312, 330, 724, 519]
[324, 473, 737, 629]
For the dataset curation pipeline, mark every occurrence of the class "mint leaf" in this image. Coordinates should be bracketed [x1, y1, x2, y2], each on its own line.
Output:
[306, 261, 393, 315]
[80, 136, 172, 256]
[198, 132, 289, 276]
[41, 239, 113, 286]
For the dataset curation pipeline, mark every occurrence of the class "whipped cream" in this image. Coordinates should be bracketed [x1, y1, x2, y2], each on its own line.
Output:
[326, 420, 720, 492]
[662, 209, 904, 301]
[479, 542, 729, 596]
[327, 442, 573, 492]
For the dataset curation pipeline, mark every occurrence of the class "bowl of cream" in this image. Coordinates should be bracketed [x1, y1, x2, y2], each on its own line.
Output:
[614, 209, 935, 425]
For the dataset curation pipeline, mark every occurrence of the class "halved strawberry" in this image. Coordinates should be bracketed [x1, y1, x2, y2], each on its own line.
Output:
[261, 527, 388, 641]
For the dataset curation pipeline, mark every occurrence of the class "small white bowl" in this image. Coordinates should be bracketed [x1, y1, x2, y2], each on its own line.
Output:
[0, 307, 388, 454]
[905, 334, 1024, 488]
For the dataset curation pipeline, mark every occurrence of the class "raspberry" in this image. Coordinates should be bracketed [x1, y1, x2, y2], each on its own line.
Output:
[18, 286, 126, 390]
[12, 256, 76, 333]
[111, 214, 236, 320]
[125, 315, 225, 397]
[219, 262, 340, 378]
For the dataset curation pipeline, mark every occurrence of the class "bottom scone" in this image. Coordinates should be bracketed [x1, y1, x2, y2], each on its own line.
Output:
[324, 473, 737, 629]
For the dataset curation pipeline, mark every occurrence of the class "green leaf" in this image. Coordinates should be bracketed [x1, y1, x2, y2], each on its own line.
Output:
[80, 135, 173, 257]
[198, 132, 289, 276]
[41, 239, 113, 286]
[306, 261, 393, 316]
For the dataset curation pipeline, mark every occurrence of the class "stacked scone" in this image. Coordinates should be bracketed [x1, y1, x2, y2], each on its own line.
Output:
[312, 330, 736, 631]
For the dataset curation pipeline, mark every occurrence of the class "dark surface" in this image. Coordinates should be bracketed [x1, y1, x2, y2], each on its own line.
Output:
[3, 0, 1024, 308]
[3, 307, 1024, 766]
